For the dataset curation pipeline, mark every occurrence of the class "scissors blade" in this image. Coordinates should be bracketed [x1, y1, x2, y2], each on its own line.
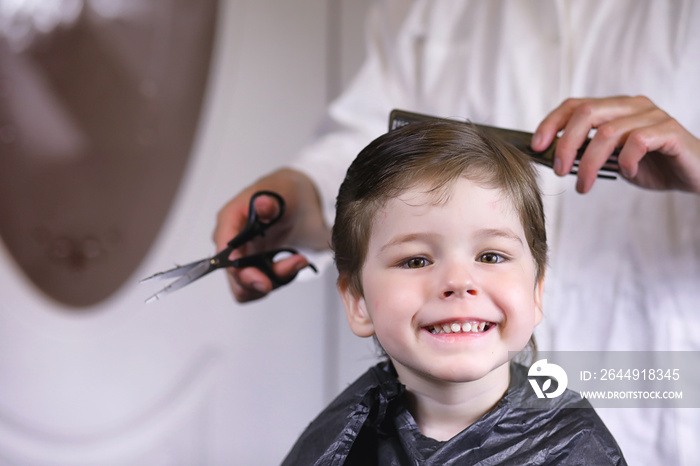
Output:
[143, 259, 214, 303]
[139, 259, 207, 283]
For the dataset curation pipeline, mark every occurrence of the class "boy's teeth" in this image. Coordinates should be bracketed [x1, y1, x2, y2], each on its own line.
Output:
[428, 321, 493, 334]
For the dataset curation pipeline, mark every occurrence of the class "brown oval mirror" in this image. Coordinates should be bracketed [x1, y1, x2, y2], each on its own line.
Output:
[0, 1, 218, 307]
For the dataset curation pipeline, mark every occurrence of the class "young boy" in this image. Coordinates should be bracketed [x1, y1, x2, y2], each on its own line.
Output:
[282, 121, 626, 465]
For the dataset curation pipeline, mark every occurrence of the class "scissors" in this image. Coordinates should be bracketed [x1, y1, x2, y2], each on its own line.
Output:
[141, 190, 317, 303]
[389, 109, 620, 179]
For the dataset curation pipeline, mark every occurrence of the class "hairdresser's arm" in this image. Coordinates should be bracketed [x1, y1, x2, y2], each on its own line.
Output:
[532, 95, 700, 194]
[212, 168, 330, 303]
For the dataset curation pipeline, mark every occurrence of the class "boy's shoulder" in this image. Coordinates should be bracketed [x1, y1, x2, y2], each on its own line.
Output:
[281, 361, 401, 466]
[479, 363, 628, 465]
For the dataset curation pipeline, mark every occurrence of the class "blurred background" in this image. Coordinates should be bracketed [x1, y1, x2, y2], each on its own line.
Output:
[0, 0, 377, 464]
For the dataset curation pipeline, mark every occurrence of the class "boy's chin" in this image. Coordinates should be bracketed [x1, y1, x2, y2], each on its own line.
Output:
[439, 360, 510, 384]
[396, 358, 511, 386]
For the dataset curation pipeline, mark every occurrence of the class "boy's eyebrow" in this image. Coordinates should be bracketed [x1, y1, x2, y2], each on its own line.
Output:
[474, 228, 524, 245]
[379, 229, 523, 252]
[379, 233, 433, 252]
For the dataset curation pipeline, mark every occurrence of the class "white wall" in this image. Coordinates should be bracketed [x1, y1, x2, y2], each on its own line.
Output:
[0, 0, 375, 464]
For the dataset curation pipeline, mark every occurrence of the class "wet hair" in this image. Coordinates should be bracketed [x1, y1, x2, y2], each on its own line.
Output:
[331, 120, 548, 355]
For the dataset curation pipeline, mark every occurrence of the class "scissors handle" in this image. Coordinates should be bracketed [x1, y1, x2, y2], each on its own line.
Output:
[227, 191, 286, 250]
[227, 248, 317, 288]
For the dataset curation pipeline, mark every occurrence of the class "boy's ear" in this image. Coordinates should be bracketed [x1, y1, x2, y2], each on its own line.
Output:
[533, 273, 545, 326]
[338, 279, 375, 338]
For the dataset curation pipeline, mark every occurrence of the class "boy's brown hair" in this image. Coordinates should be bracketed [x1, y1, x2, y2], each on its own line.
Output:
[332, 120, 547, 298]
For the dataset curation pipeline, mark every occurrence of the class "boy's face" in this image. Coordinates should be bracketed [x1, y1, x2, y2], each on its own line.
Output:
[340, 177, 544, 387]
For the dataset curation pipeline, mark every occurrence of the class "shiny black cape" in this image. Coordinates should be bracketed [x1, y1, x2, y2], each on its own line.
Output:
[282, 362, 626, 465]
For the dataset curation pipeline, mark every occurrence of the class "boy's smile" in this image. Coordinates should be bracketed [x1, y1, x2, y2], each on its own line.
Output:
[426, 320, 494, 335]
[341, 178, 544, 390]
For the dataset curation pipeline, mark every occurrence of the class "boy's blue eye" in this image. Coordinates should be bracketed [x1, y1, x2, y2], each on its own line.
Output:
[479, 252, 503, 264]
[404, 257, 429, 269]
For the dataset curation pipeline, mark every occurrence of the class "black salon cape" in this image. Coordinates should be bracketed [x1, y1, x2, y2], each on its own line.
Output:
[282, 362, 626, 465]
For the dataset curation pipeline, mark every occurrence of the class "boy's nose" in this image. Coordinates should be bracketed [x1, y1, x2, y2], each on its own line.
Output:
[440, 263, 478, 298]
[442, 287, 477, 298]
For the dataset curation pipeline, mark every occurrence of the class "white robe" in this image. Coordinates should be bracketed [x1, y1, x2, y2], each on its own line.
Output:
[291, 1, 700, 464]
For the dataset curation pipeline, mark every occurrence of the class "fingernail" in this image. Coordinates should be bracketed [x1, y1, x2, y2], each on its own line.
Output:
[252, 282, 267, 293]
[620, 168, 632, 179]
[554, 157, 563, 175]
[532, 132, 542, 149]
[576, 178, 587, 193]
[293, 263, 306, 274]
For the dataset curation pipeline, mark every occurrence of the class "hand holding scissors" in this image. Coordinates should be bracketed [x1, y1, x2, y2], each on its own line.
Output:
[141, 191, 317, 303]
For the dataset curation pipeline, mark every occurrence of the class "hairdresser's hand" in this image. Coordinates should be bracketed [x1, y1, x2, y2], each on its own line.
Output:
[532, 96, 700, 194]
[213, 168, 330, 303]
